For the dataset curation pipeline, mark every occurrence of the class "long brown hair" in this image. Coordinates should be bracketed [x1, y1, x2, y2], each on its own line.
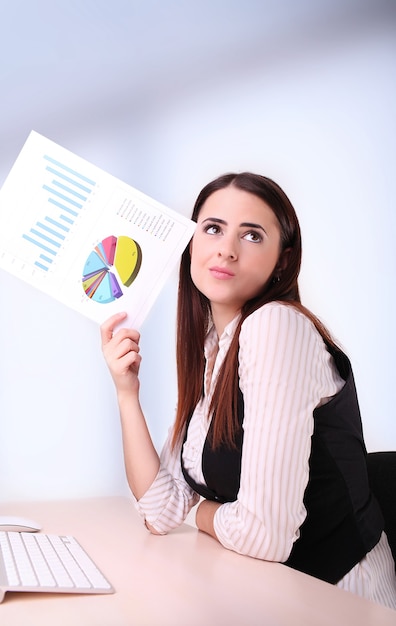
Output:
[172, 173, 338, 450]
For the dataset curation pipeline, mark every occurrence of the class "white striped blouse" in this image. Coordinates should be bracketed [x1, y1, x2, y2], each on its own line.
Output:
[136, 302, 396, 610]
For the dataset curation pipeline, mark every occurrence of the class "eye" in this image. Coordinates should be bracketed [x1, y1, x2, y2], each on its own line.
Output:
[203, 223, 222, 235]
[243, 230, 263, 243]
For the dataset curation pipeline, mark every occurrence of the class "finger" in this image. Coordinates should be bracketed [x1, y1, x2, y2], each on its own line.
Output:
[110, 346, 142, 379]
[116, 327, 140, 346]
[100, 312, 128, 344]
[114, 335, 140, 359]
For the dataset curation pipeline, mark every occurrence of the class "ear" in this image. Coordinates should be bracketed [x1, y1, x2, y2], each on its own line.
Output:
[276, 247, 291, 272]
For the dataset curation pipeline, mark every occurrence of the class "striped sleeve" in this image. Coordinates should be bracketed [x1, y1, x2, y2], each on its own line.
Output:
[135, 429, 200, 533]
[214, 303, 344, 561]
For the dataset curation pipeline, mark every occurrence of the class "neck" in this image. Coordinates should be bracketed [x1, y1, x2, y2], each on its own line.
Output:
[211, 305, 240, 337]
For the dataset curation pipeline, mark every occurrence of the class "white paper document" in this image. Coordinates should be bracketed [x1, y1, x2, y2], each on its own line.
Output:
[0, 131, 196, 327]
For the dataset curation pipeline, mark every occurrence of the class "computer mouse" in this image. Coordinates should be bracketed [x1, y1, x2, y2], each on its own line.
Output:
[0, 515, 42, 533]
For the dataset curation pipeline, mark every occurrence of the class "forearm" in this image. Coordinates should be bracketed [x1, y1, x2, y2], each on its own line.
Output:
[100, 315, 160, 502]
[196, 500, 221, 540]
[118, 390, 160, 500]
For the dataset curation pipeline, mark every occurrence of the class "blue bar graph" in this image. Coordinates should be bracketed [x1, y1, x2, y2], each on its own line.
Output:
[22, 153, 96, 272]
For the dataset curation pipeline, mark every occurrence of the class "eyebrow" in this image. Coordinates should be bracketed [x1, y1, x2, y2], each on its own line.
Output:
[201, 217, 267, 233]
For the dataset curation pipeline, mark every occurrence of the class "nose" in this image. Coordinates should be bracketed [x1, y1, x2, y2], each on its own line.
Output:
[218, 236, 237, 260]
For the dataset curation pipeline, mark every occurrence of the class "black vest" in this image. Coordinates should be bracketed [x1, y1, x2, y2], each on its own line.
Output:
[181, 346, 384, 584]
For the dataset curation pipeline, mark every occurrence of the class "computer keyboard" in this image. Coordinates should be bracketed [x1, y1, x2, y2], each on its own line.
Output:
[0, 531, 114, 602]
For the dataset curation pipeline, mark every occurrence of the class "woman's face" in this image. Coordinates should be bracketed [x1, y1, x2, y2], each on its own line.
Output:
[190, 186, 284, 328]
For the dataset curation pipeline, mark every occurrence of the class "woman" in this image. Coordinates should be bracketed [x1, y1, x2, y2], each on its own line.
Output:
[101, 172, 396, 609]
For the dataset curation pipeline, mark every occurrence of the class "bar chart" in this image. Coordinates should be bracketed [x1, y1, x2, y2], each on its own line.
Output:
[22, 154, 96, 272]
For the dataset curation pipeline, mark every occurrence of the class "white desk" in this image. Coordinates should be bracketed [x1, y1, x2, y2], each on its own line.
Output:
[0, 497, 394, 625]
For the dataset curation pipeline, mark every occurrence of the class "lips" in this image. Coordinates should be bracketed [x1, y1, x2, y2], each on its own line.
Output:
[209, 266, 235, 280]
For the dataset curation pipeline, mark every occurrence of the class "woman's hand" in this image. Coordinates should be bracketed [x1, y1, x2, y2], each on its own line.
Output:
[100, 312, 141, 396]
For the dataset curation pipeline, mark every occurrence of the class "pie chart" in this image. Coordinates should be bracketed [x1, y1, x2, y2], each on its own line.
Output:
[82, 235, 142, 303]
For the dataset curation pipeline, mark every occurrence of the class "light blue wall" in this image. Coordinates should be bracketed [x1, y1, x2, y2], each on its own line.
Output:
[0, 2, 395, 502]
